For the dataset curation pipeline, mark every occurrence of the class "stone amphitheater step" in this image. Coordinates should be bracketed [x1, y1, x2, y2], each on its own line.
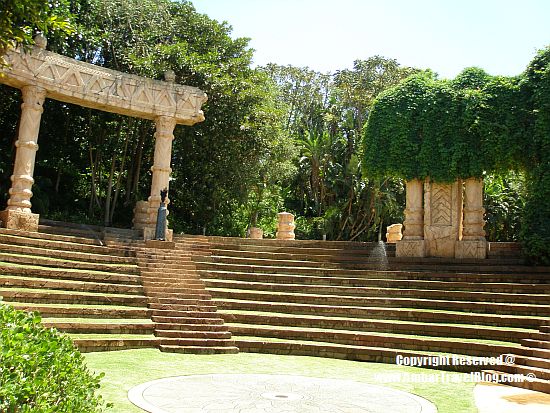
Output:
[154, 322, 230, 332]
[209, 289, 550, 317]
[512, 353, 550, 370]
[0, 242, 135, 265]
[522, 338, 550, 350]
[199, 236, 397, 251]
[0, 262, 141, 284]
[216, 299, 550, 329]
[0, 230, 134, 257]
[9, 303, 151, 319]
[0, 252, 138, 274]
[207, 247, 396, 263]
[198, 254, 528, 271]
[0, 275, 144, 295]
[71, 335, 158, 352]
[155, 329, 232, 339]
[204, 279, 550, 305]
[0, 288, 149, 306]
[481, 369, 550, 394]
[227, 323, 519, 357]
[196, 264, 550, 282]
[233, 337, 476, 373]
[0, 227, 103, 246]
[203, 273, 550, 293]
[143, 288, 212, 298]
[151, 315, 226, 325]
[499, 363, 550, 381]
[218, 311, 536, 341]
[159, 345, 239, 354]
[42, 320, 155, 335]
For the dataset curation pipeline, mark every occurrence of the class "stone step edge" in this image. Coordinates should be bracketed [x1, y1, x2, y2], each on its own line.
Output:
[226, 322, 521, 351]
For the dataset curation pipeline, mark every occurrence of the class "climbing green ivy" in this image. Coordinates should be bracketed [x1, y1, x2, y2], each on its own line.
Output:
[363, 46, 550, 264]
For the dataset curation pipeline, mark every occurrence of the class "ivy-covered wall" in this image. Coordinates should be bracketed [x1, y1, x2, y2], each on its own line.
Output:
[363, 47, 550, 264]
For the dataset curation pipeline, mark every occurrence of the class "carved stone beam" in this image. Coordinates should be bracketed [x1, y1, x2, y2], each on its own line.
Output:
[0, 36, 207, 125]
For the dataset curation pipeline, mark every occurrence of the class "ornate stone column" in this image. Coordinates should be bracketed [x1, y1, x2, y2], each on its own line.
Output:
[396, 179, 426, 257]
[134, 115, 176, 241]
[0, 85, 47, 231]
[456, 178, 487, 258]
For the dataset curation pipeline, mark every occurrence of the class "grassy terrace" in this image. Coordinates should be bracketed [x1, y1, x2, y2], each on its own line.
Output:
[85, 350, 477, 413]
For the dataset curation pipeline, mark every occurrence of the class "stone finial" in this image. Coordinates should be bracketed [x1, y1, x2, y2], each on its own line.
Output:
[34, 34, 47, 50]
[164, 70, 176, 83]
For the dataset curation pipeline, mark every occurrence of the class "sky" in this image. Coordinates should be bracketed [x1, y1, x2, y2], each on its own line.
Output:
[193, 0, 550, 79]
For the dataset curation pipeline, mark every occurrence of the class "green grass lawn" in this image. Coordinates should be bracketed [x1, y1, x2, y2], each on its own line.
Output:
[85, 349, 477, 412]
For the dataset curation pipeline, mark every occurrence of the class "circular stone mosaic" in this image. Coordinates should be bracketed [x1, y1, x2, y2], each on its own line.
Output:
[128, 374, 437, 413]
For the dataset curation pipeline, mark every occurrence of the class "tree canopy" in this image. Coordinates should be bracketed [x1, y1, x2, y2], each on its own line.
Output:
[0, 0, 73, 56]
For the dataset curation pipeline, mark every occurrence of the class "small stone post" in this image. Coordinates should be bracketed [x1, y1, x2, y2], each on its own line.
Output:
[0, 85, 47, 231]
[386, 224, 403, 243]
[248, 227, 263, 239]
[276, 212, 295, 240]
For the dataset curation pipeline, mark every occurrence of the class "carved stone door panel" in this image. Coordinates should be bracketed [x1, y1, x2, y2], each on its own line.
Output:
[423, 181, 463, 257]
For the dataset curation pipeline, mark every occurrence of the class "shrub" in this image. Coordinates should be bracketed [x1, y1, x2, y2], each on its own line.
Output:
[0, 304, 110, 412]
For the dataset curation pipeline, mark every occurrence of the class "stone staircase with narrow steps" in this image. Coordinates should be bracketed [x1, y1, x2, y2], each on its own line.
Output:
[134, 238, 238, 354]
[186, 235, 550, 393]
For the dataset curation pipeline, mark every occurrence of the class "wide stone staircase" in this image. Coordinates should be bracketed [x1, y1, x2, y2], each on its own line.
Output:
[0, 226, 156, 351]
[0, 222, 236, 354]
[2, 222, 549, 393]
[188, 236, 550, 393]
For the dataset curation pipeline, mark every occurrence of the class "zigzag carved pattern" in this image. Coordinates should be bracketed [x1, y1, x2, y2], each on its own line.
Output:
[2, 48, 206, 124]
[431, 184, 452, 226]
[460, 242, 480, 258]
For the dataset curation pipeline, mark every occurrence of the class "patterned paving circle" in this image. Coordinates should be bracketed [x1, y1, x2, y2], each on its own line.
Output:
[128, 374, 437, 413]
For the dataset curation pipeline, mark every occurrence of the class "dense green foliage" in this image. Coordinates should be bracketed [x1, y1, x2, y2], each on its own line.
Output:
[0, 0, 73, 56]
[363, 69, 524, 181]
[0, 304, 109, 412]
[363, 47, 550, 263]
[483, 172, 526, 242]
[520, 47, 550, 264]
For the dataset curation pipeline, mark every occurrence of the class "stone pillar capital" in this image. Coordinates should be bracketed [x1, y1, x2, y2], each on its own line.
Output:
[154, 115, 177, 137]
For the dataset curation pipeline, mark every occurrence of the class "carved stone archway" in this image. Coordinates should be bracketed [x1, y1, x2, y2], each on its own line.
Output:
[0, 35, 207, 240]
